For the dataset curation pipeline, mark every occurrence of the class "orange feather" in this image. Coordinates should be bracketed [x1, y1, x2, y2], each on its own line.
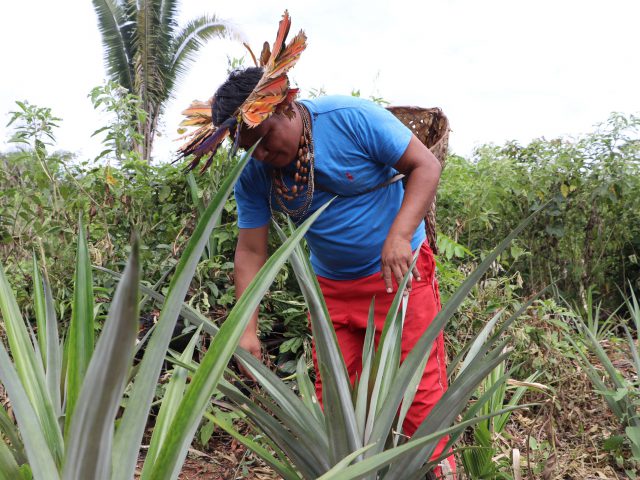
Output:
[240, 12, 307, 127]
[177, 10, 307, 172]
[268, 10, 292, 65]
[254, 76, 288, 95]
[181, 99, 212, 117]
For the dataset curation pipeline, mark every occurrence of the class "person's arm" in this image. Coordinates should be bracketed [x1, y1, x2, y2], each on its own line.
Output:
[381, 135, 442, 293]
[234, 224, 270, 370]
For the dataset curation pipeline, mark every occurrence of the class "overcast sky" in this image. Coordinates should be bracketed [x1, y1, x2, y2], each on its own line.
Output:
[1, 0, 638, 162]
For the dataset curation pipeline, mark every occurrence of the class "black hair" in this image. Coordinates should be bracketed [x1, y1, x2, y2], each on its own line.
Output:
[212, 67, 264, 126]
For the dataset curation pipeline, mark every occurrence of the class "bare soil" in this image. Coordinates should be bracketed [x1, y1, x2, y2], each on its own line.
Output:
[136, 435, 280, 480]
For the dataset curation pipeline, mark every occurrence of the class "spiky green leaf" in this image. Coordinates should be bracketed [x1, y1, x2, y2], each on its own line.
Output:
[0, 263, 63, 466]
[146, 200, 332, 480]
[62, 239, 140, 479]
[111, 150, 250, 480]
[65, 216, 95, 435]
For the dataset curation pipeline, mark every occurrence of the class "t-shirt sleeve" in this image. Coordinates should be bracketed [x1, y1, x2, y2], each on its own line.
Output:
[356, 102, 412, 167]
[234, 165, 271, 229]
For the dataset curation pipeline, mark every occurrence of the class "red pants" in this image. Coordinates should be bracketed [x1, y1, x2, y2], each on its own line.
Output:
[312, 242, 456, 477]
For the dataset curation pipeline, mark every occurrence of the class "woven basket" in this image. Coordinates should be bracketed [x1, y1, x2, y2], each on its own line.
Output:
[386, 106, 450, 254]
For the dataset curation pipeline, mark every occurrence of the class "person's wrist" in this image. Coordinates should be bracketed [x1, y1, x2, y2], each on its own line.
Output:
[386, 231, 412, 245]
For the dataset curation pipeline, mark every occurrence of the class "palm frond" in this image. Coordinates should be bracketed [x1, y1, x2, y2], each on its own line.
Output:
[168, 15, 244, 94]
[159, 0, 180, 38]
[157, 0, 180, 95]
[133, 0, 166, 109]
[91, 0, 135, 91]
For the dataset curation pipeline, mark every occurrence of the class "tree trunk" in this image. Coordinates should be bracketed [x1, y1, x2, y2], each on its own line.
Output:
[136, 104, 160, 162]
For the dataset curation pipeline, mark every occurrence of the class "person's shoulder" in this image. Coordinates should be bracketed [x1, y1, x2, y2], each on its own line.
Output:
[301, 95, 382, 116]
[238, 156, 270, 184]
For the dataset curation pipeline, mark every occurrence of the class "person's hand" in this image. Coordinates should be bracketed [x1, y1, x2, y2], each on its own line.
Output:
[238, 331, 262, 380]
[381, 234, 421, 294]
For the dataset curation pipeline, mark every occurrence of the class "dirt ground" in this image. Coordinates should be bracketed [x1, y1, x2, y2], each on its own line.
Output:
[136, 436, 280, 480]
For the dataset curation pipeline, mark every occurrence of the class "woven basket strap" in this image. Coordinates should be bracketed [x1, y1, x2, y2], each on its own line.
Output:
[314, 174, 405, 198]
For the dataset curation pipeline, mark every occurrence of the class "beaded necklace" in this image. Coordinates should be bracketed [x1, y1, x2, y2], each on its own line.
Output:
[269, 102, 315, 220]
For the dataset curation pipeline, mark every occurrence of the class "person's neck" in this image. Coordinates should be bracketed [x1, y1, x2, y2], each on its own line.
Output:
[280, 103, 306, 168]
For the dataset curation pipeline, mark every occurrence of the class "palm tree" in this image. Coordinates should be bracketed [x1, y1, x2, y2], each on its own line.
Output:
[92, 0, 242, 161]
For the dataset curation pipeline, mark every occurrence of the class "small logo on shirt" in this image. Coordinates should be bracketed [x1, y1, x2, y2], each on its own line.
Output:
[346, 172, 354, 181]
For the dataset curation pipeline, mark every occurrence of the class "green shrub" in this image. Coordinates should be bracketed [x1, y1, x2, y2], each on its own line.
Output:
[437, 113, 640, 308]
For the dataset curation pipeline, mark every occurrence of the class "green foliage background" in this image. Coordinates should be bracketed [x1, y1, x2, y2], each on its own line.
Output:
[1, 96, 638, 366]
[436, 113, 640, 309]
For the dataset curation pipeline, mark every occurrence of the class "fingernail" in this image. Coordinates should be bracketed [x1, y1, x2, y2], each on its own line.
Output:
[417, 276, 422, 281]
[386, 288, 392, 293]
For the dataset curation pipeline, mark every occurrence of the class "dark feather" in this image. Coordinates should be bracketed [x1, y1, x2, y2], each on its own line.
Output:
[199, 153, 216, 174]
[229, 129, 242, 158]
[181, 116, 237, 172]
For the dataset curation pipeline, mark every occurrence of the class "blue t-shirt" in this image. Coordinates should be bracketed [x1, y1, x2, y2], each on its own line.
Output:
[234, 95, 426, 280]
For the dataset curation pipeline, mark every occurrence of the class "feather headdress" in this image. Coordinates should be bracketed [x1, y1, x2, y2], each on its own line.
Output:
[177, 10, 307, 172]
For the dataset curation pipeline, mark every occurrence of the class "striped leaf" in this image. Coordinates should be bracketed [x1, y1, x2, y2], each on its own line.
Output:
[365, 254, 418, 445]
[111, 149, 250, 480]
[0, 405, 26, 465]
[62, 240, 140, 479]
[318, 409, 528, 480]
[275, 221, 362, 465]
[43, 272, 62, 418]
[354, 300, 376, 440]
[0, 438, 21, 480]
[0, 319, 60, 479]
[145, 200, 332, 480]
[208, 353, 331, 474]
[366, 208, 542, 461]
[186, 171, 217, 259]
[384, 348, 512, 478]
[220, 382, 325, 479]
[140, 325, 203, 478]
[32, 256, 47, 365]
[238, 355, 330, 457]
[0, 262, 64, 467]
[204, 411, 300, 480]
[296, 357, 324, 426]
[65, 215, 95, 435]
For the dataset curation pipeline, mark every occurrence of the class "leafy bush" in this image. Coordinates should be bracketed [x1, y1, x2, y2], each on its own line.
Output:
[437, 113, 640, 308]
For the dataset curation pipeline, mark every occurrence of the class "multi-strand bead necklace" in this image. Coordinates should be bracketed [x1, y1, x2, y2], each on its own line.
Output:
[269, 102, 315, 220]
